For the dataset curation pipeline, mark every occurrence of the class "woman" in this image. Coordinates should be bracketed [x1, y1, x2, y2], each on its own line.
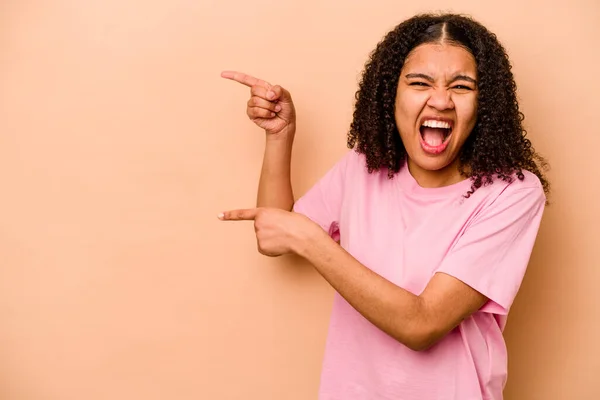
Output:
[219, 12, 549, 400]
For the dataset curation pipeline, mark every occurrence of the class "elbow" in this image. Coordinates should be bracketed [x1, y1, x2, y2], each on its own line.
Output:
[404, 333, 439, 352]
[396, 313, 444, 351]
[388, 297, 452, 351]
[400, 331, 440, 352]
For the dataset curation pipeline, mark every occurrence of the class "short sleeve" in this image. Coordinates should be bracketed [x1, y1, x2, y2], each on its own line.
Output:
[436, 183, 546, 315]
[292, 150, 354, 241]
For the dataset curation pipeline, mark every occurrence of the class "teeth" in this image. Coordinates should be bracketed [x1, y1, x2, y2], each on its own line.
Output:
[422, 120, 451, 129]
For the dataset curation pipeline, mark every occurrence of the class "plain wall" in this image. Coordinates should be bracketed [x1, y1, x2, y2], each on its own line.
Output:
[1, 0, 599, 399]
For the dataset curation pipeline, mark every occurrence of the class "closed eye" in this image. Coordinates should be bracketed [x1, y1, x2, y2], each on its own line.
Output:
[409, 82, 429, 87]
[452, 85, 474, 90]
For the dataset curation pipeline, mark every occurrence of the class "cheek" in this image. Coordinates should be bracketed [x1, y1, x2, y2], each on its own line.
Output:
[455, 97, 478, 129]
[394, 94, 407, 117]
[395, 92, 422, 125]
[397, 91, 425, 110]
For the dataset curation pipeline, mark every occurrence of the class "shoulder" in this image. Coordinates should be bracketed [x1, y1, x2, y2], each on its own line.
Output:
[493, 169, 545, 202]
[342, 148, 394, 178]
[470, 169, 546, 218]
[334, 148, 373, 178]
[342, 148, 366, 167]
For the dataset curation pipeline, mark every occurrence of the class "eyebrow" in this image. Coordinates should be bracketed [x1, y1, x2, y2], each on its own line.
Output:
[405, 73, 477, 85]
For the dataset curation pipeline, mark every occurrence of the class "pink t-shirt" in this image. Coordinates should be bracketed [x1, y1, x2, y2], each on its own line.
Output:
[293, 150, 546, 400]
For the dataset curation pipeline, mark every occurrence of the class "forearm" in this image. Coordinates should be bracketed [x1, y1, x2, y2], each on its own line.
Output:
[256, 124, 296, 210]
[296, 230, 433, 351]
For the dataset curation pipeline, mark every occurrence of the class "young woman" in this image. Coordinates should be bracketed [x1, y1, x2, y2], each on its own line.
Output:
[220, 12, 549, 400]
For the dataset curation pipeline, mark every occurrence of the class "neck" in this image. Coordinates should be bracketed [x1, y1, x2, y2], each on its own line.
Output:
[406, 159, 467, 188]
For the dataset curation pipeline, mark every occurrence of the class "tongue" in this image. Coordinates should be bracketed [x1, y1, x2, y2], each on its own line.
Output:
[422, 127, 445, 146]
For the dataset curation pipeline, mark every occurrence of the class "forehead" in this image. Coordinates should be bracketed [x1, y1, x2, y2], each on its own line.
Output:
[402, 43, 477, 76]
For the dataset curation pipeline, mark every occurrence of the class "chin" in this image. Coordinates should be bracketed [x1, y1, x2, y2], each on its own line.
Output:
[407, 147, 459, 171]
[414, 158, 452, 171]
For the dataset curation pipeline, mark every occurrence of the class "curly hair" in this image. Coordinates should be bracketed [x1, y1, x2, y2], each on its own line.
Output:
[347, 13, 550, 198]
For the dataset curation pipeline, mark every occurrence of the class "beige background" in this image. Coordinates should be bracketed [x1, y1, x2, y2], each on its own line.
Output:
[1, 0, 599, 399]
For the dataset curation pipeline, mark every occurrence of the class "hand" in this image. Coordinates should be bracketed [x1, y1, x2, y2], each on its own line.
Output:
[218, 207, 320, 257]
[221, 71, 296, 137]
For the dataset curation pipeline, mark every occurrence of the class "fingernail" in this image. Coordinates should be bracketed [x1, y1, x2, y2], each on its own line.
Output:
[275, 105, 282, 112]
[267, 91, 275, 100]
[270, 112, 275, 117]
[217, 213, 224, 220]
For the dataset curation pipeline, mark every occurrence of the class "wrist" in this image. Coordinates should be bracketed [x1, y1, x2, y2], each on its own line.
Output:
[292, 217, 327, 258]
[267, 123, 296, 142]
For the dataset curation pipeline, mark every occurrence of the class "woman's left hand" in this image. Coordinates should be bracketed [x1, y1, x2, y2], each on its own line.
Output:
[218, 207, 321, 257]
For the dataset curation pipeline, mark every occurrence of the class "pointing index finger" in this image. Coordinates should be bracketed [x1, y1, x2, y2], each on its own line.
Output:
[221, 71, 272, 89]
[217, 208, 258, 221]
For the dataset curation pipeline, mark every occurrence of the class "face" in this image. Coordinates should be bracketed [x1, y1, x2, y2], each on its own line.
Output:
[394, 42, 478, 187]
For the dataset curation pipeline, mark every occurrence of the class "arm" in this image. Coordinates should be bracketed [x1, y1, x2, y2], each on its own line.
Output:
[293, 184, 545, 350]
[296, 229, 487, 351]
[220, 207, 487, 351]
[221, 71, 297, 211]
[257, 126, 295, 210]
[220, 156, 545, 351]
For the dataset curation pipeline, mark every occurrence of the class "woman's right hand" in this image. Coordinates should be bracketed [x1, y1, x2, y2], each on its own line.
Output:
[221, 71, 296, 137]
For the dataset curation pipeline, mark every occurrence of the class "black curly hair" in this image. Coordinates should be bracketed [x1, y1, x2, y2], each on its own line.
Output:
[347, 13, 550, 198]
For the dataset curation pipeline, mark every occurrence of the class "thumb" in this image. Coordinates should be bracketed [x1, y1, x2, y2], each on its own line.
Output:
[267, 85, 292, 103]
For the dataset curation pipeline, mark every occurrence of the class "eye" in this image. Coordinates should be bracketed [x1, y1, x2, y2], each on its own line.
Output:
[409, 82, 429, 87]
[452, 85, 473, 91]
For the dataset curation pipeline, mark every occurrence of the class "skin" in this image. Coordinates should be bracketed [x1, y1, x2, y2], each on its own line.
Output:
[219, 44, 487, 351]
[220, 71, 296, 211]
[395, 42, 479, 188]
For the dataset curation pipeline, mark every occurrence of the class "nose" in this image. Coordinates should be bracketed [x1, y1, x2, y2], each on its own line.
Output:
[426, 88, 455, 111]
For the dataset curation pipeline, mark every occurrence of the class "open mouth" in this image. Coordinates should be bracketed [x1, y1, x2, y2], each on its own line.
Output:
[419, 119, 453, 154]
